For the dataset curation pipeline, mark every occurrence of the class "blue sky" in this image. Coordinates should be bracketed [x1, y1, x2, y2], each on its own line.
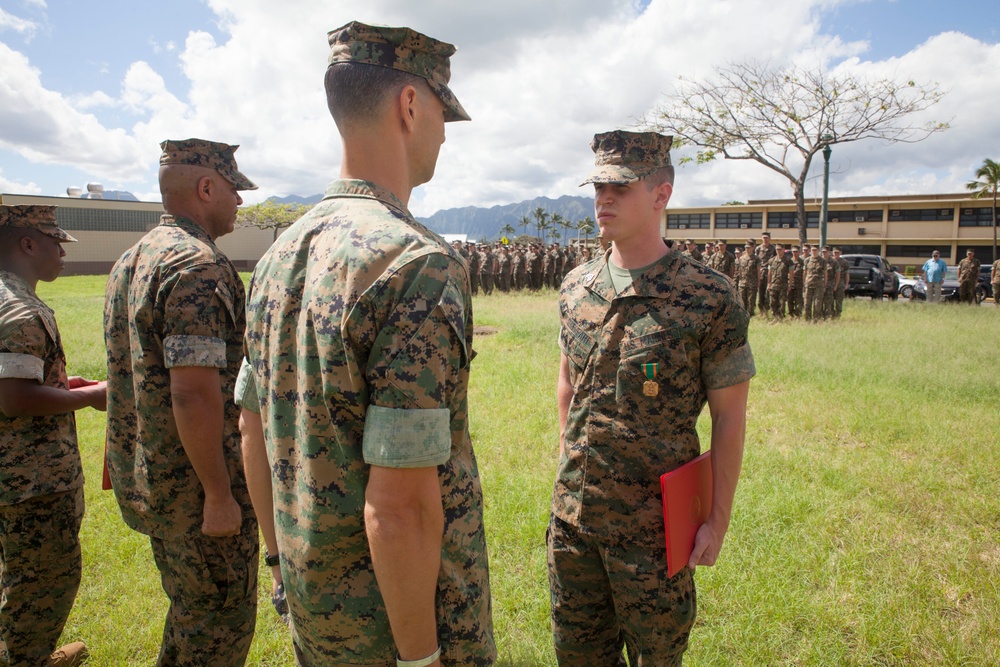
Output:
[1, 0, 998, 215]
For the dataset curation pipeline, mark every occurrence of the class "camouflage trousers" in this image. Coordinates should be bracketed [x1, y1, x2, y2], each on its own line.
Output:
[821, 288, 836, 319]
[803, 284, 823, 320]
[788, 287, 803, 318]
[768, 287, 786, 319]
[757, 276, 769, 313]
[833, 287, 846, 318]
[959, 281, 976, 304]
[546, 516, 694, 667]
[736, 281, 755, 316]
[480, 271, 494, 295]
[470, 271, 480, 296]
[0, 487, 84, 667]
[994, 283, 1000, 305]
[147, 516, 258, 667]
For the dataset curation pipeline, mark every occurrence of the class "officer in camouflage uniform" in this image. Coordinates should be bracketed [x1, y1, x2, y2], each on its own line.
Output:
[803, 245, 827, 321]
[766, 244, 791, 320]
[498, 246, 512, 292]
[680, 239, 702, 263]
[468, 243, 481, 295]
[707, 239, 735, 279]
[992, 257, 1000, 306]
[832, 248, 850, 318]
[238, 22, 495, 667]
[958, 249, 980, 304]
[0, 206, 107, 667]
[104, 139, 259, 667]
[820, 246, 839, 319]
[512, 245, 526, 291]
[549, 130, 755, 666]
[755, 232, 776, 314]
[734, 240, 759, 315]
[787, 245, 805, 318]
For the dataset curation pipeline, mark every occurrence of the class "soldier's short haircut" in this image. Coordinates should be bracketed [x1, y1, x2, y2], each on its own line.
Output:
[774, 243, 784, 250]
[0, 226, 35, 259]
[643, 166, 675, 190]
[325, 62, 425, 128]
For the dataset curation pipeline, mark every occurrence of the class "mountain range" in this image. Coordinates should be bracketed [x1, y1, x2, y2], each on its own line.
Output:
[269, 193, 595, 242]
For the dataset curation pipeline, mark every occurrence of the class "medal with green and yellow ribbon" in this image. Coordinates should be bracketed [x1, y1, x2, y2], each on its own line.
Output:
[642, 362, 659, 397]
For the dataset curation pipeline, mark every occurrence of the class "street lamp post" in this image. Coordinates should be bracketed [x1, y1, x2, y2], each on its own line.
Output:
[819, 135, 833, 248]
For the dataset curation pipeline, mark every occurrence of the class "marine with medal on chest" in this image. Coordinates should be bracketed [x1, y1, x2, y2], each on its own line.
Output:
[547, 130, 756, 667]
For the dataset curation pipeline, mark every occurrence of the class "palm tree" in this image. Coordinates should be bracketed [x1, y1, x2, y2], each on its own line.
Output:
[533, 207, 549, 240]
[518, 214, 532, 237]
[966, 158, 1000, 262]
[499, 223, 516, 243]
[550, 213, 565, 244]
[577, 216, 596, 245]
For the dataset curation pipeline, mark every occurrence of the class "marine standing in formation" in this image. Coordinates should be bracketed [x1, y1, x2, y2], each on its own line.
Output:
[788, 245, 805, 318]
[957, 249, 980, 304]
[104, 139, 260, 667]
[803, 245, 827, 321]
[755, 232, 776, 314]
[707, 239, 735, 279]
[238, 22, 495, 666]
[766, 244, 791, 320]
[734, 240, 759, 315]
[549, 130, 754, 665]
[832, 247, 850, 318]
[0, 205, 107, 667]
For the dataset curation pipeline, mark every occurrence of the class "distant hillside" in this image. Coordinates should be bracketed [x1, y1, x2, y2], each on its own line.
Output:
[419, 195, 593, 242]
[267, 193, 595, 242]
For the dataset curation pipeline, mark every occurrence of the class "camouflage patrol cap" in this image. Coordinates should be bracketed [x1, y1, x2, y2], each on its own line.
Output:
[0, 204, 77, 242]
[327, 21, 470, 123]
[580, 130, 673, 186]
[159, 138, 258, 191]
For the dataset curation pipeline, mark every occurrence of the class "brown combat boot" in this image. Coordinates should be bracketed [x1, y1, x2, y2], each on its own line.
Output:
[49, 642, 89, 666]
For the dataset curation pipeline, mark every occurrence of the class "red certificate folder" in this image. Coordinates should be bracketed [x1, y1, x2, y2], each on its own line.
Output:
[660, 450, 713, 577]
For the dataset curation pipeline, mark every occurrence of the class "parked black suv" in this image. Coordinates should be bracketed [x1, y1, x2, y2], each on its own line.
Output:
[842, 254, 899, 300]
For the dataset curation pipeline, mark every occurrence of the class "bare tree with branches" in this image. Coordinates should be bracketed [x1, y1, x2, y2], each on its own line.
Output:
[648, 60, 949, 247]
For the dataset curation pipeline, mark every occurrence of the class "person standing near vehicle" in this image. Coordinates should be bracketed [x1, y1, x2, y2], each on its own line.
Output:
[549, 130, 754, 666]
[803, 245, 827, 321]
[957, 249, 980, 305]
[832, 248, 849, 318]
[921, 250, 947, 303]
[0, 205, 107, 667]
[992, 256, 1000, 306]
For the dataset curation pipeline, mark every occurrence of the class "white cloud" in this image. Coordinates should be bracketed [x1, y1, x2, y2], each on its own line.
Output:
[0, 0, 998, 216]
[0, 7, 39, 38]
[0, 169, 42, 194]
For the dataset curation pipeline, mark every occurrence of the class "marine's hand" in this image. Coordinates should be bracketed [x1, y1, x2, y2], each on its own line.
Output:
[71, 380, 107, 411]
[201, 492, 241, 536]
[68, 376, 96, 388]
[687, 519, 726, 570]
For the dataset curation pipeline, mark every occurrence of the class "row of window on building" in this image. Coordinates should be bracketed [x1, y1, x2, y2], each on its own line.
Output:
[667, 207, 996, 230]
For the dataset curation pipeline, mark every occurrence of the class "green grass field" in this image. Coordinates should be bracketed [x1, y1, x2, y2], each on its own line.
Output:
[33, 276, 1000, 666]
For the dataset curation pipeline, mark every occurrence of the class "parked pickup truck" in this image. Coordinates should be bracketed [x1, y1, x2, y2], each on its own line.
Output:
[841, 254, 899, 300]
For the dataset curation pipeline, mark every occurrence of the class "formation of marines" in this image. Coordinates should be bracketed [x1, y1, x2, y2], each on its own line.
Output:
[454, 240, 594, 294]
[683, 236, 850, 321]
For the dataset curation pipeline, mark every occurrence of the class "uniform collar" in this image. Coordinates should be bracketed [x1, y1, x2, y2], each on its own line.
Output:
[0, 270, 35, 296]
[582, 247, 682, 303]
[160, 215, 215, 245]
[324, 179, 412, 220]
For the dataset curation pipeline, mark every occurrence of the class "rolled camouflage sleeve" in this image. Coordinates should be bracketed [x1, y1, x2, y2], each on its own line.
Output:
[233, 357, 260, 413]
[161, 263, 237, 369]
[362, 253, 469, 469]
[701, 288, 755, 390]
[0, 315, 49, 382]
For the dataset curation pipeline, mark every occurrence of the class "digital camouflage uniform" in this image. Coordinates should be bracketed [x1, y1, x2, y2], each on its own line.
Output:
[821, 255, 840, 319]
[734, 249, 759, 315]
[788, 254, 805, 318]
[833, 255, 849, 318]
[992, 259, 1000, 306]
[958, 255, 980, 304]
[706, 248, 735, 279]
[468, 247, 481, 295]
[241, 179, 495, 667]
[478, 247, 494, 295]
[766, 254, 791, 319]
[512, 249, 526, 290]
[803, 255, 826, 321]
[755, 242, 776, 313]
[105, 156, 258, 667]
[0, 267, 85, 667]
[551, 249, 755, 666]
[498, 249, 512, 292]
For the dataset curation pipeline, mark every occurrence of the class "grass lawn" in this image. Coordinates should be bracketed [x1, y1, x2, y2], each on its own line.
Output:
[33, 276, 1000, 666]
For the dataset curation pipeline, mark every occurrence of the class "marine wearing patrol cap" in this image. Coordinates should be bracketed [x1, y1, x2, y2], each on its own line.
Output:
[580, 130, 673, 186]
[0, 204, 77, 242]
[327, 21, 471, 122]
[159, 138, 257, 191]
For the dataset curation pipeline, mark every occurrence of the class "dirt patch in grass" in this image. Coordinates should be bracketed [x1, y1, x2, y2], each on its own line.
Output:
[475, 326, 499, 336]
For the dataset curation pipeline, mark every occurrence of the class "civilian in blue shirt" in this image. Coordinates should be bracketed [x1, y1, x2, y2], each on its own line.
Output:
[921, 250, 947, 303]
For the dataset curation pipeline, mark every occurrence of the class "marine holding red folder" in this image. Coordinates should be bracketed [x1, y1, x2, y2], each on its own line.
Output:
[547, 130, 756, 666]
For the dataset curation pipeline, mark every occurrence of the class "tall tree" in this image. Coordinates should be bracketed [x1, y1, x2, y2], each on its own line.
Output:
[550, 213, 565, 244]
[533, 207, 550, 240]
[499, 223, 516, 242]
[577, 216, 596, 244]
[648, 60, 948, 248]
[518, 214, 532, 237]
[965, 158, 1000, 263]
[237, 200, 310, 240]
